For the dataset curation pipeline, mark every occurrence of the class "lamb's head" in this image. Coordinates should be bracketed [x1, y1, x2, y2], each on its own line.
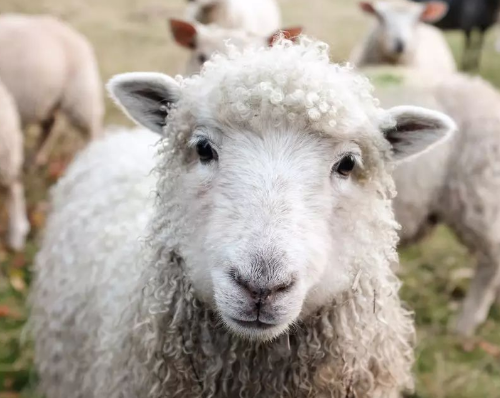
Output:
[108, 37, 454, 341]
[360, 1, 448, 61]
[169, 19, 302, 74]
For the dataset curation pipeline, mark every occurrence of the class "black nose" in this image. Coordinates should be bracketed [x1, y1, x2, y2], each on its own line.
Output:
[229, 269, 295, 306]
[394, 39, 405, 54]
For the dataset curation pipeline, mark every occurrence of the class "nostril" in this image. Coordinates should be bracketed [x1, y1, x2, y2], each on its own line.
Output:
[229, 268, 256, 295]
[394, 39, 405, 54]
[273, 279, 295, 294]
[229, 269, 296, 301]
[229, 268, 245, 287]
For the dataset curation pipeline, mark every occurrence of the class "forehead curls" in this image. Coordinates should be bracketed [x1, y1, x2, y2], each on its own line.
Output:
[170, 36, 389, 137]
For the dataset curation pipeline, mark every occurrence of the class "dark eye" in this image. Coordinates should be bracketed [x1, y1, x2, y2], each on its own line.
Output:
[196, 139, 218, 164]
[334, 154, 356, 177]
[198, 54, 207, 64]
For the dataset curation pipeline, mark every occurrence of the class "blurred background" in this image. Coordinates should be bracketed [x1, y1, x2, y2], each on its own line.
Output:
[0, 0, 499, 397]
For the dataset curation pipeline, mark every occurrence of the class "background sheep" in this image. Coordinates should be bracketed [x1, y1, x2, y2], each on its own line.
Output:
[363, 66, 500, 336]
[0, 79, 28, 251]
[169, 18, 302, 74]
[351, 1, 457, 73]
[411, 0, 500, 70]
[0, 13, 104, 165]
[185, 0, 281, 36]
[30, 38, 456, 398]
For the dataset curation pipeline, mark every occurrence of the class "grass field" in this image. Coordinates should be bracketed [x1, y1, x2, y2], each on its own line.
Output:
[1, 0, 500, 397]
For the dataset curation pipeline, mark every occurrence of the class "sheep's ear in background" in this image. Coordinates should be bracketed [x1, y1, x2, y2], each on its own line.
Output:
[170, 19, 197, 49]
[420, 2, 448, 23]
[382, 106, 456, 162]
[268, 27, 303, 46]
[107, 72, 181, 135]
[359, 2, 377, 15]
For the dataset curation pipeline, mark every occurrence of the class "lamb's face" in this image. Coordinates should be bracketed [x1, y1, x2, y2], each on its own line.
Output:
[181, 124, 368, 340]
[361, 1, 448, 61]
[377, 4, 421, 60]
[108, 38, 455, 341]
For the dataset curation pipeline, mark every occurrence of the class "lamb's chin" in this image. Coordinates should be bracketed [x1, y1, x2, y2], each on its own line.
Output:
[221, 315, 291, 342]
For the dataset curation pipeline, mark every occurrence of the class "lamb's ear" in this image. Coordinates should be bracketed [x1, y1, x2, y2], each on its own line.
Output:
[107, 72, 181, 135]
[268, 27, 303, 46]
[359, 2, 377, 15]
[382, 106, 456, 162]
[170, 19, 197, 49]
[420, 1, 448, 23]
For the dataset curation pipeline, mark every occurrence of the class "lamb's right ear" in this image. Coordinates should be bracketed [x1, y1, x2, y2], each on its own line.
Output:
[107, 72, 181, 135]
[382, 106, 456, 162]
[420, 2, 449, 23]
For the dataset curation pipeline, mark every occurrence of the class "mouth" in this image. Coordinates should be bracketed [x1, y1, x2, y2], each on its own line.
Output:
[228, 317, 277, 330]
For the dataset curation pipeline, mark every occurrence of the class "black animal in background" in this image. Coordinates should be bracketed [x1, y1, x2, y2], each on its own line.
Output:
[412, 0, 500, 71]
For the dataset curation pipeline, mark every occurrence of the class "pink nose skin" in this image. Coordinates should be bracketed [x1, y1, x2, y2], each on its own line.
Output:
[229, 268, 295, 313]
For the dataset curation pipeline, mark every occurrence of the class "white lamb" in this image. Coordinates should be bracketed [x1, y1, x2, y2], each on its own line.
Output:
[350, 1, 457, 74]
[170, 18, 302, 74]
[0, 14, 104, 165]
[31, 37, 456, 398]
[363, 66, 500, 336]
[185, 0, 281, 36]
[0, 79, 28, 251]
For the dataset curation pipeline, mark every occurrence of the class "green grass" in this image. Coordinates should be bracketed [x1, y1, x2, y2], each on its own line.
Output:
[1, 0, 500, 397]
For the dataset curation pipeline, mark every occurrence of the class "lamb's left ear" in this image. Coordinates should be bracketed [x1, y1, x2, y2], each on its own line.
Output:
[382, 106, 456, 162]
[107, 72, 181, 135]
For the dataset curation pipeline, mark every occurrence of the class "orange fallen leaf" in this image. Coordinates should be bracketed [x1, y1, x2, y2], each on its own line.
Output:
[0, 305, 22, 320]
[0, 305, 11, 317]
[478, 340, 500, 358]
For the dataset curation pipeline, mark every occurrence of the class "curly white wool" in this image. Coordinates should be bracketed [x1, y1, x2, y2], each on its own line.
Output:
[176, 37, 389, 136]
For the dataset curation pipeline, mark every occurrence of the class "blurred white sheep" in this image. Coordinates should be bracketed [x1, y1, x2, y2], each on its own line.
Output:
[0, 14, 104, 166]
[364, 66, 500, 336]
[351, 1, 457, 73]
[0, 79, 28, 251]
[185, 0, 281, 36]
